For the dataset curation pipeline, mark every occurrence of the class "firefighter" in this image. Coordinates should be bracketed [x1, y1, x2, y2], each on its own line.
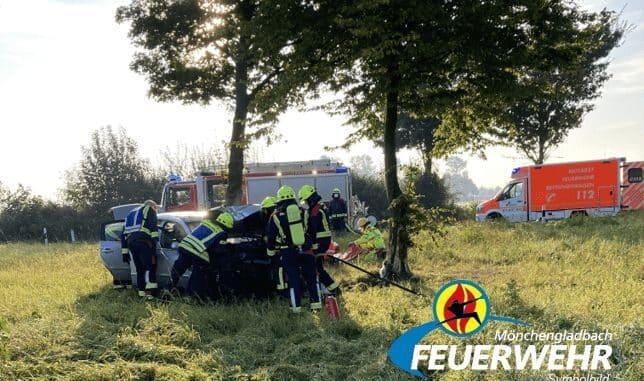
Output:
[353, 217, 386, 260]
[121, 200, 159, 299]
[266, 186, 321, 313]
[328, 188, 348, 232]
[170, 209, 234, 299]
[298, 185, 340, 295]
[260, 196, 277, 227]
[261, 196, 287, 293]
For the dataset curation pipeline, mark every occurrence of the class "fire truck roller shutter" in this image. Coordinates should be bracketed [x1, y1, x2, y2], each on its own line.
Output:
[246, 178, 281, 205]
[314, 173, 349, 204]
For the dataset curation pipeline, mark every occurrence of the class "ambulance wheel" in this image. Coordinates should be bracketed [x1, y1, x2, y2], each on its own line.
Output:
[486, 213, 502, 221]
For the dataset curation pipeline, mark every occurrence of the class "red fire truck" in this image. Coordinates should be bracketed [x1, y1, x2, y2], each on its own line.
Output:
[160, 159, 352, 213]
[475, 158, 643, 222]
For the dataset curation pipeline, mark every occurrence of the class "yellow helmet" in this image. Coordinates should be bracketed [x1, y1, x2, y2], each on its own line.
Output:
[276, 186, 296, 201]
[357, 217, 369, 228]
[215, 212, 234, 230]
[298, 185, 316, 201]
[261, 196, 277, 209]
[332, 188, 341, 194]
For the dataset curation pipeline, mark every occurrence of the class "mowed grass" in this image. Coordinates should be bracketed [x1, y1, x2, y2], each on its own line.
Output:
[0, 212, 642, 380]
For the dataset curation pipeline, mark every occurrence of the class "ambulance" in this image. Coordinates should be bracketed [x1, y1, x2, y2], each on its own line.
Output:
[475, 158, 643, 222]
[160, 159, 352, 213]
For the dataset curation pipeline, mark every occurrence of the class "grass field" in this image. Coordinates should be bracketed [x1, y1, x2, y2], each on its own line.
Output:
[0, 212, 642, 380]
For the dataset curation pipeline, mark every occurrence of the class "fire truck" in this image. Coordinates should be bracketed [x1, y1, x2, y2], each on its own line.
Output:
[160, 159, 353, 214]
[475, 158, 643, 222]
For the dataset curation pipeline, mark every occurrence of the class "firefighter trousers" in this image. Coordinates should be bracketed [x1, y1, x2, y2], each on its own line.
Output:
[315, 254, 338, 291]
[128, 238, 157, 292]
[171, 247, 211, 298]
[281, 248, 321, 312]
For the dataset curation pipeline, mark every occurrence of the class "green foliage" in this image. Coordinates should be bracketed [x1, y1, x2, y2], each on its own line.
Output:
[351, 173, 388, 219]
[1, 213, 641, 380]
[491, 7, 625, 164]
[63, 126, 163, 219]
[0, 183, 93, 241]
[116, 0, 333, 203]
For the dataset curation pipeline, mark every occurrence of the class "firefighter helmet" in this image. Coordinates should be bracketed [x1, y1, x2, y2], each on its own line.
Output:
[357, 217, 370, 228]
[143, 199, 158, 209]
[277, 186, 296, 201]
[215, 212, 234, 230]
[298, 185, 316, 201]
[261, 196, 277, 209]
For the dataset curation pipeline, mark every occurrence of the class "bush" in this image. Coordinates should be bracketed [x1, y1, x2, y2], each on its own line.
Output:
[351, 173, 389, 219]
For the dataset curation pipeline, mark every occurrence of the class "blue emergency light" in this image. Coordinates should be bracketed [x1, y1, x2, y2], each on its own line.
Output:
[511, 167, 520, 175]
[335, 167, 348, 173]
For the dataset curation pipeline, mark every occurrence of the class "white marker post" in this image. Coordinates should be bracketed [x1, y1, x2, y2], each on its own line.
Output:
[43, 227, 48, 245]
[70, 229, 76, 243]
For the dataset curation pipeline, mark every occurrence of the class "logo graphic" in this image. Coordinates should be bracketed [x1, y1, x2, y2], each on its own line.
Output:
[388, 280, 529, 378]
[433, 280, 489, 338]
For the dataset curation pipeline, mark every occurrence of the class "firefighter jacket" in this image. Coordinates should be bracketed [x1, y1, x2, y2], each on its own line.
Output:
[304, 193, 332, 252]
[328, 197, 348, 221]
[121, 205, 158, 255]
[179, 220, 228, 262]
[355, 226, 385, 250]
[266, 200, 312, 251]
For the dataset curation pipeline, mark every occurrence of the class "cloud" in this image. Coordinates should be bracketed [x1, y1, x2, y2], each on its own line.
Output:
[606, 54, 644, 94]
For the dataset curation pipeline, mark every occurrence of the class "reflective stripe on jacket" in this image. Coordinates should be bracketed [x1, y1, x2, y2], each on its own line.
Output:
[329, 198, 347, 219]
[179, 220, 227, 262]
[304, 202, 332, 251]
[123, 205, 158, 239]
[355, 226, 385, 249]
[266, 200, 312, 251]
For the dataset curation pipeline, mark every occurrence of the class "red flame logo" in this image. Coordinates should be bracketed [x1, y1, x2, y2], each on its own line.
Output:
[442, 283, 477, 333]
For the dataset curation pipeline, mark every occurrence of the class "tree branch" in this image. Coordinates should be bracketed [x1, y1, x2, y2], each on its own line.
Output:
[248, 66, 283, 101]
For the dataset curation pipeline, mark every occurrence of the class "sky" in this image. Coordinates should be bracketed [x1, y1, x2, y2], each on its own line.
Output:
[0, 0, 642, 200]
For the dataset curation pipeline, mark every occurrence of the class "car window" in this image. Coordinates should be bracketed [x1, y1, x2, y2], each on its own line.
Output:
[103, 222, 124, 241]
[159, 221, 189, 249]
[187, 221, 201, 232]
[628, 168, 642, 183]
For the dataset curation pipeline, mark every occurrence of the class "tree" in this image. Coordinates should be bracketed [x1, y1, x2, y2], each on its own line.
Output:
[494, 9, 624, 164]
[158, 143, 228, 177]
[64, 126, 161, 218]
[395, 114, 441, 175]
[349, 154, 378, 178]
[324, 1, 621, 279]
[117, 0, 328, 204]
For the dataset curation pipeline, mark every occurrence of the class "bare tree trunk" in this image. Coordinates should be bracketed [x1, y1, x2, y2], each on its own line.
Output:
[422, 150, 433, 175]
[536, 134, 546, 165]
[382, 60, 412, 280]
[422, 132, 434, 175]
[225, 58, 249, 205]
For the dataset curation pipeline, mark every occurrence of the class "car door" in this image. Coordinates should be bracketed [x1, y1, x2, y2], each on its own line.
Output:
[99, 220, 131, 286]
[498, 181, 527, 222]
[156, 219, 191, 289]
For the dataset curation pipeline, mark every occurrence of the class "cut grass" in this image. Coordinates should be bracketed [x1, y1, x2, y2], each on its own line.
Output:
[0, 212, 642, 380]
